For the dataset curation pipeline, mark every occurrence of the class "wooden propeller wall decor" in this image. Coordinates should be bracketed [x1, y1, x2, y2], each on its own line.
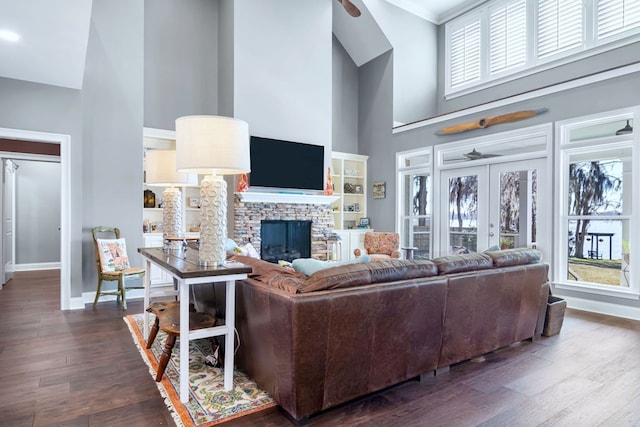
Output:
[337, 0, 361, 17]
[436, 108, 549, 135]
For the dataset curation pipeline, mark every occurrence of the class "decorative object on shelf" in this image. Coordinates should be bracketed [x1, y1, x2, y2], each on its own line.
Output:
[237, 173, 249, 192]
[355, 184, 362, 193]
[188, 197, 201, 208]
[358, 217, 370, 228]
[354, 203, 360, 212]
[326, 232, 343, 261]
[436, 108, 548, 135]
[325, 167, 334, 196]
[145, 149, 198, 250]
[344, 182, 356, 193]
[372, 181, 386, 199]
[176, 115, 250, 267]
[143, 189, 156, 208]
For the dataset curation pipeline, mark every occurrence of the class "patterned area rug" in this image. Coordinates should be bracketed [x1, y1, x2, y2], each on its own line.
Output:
[124, 314, 276, 426]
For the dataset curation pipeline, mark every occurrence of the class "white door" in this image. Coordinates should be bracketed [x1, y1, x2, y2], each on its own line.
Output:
[1, 159, 16, 286]
[440, 158, 546, 256]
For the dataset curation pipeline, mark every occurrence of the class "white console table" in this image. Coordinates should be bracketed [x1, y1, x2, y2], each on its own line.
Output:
[138, 247, 251, 403]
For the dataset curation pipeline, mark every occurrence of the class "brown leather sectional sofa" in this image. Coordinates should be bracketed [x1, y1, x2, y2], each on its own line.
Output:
[230, 248, 550, 424]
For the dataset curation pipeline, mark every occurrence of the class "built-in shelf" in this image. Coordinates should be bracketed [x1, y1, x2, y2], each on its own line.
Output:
[235, 191, 339, 205]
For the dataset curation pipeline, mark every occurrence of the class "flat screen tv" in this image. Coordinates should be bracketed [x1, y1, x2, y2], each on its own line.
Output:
[249, 136, 324, 191]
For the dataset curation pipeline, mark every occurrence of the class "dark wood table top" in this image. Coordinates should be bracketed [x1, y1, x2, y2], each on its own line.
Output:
[138, 247, 252, 279]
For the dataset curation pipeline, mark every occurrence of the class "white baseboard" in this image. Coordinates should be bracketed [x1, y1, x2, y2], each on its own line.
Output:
[69, 296, 86, 310]
[81, 288, 146, 305]
[563, 296, 640, 321]
[13, 262, 61, 271]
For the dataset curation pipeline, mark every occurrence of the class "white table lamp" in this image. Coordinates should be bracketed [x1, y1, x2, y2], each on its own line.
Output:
[175, 115, 250, 266]
[145, 149, 198, 248]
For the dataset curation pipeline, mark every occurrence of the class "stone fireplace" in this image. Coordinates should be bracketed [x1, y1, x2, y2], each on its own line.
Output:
[233, 192, 337, 261]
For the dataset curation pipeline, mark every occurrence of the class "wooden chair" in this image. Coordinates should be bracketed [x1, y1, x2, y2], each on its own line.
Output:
[92, 226, 145, 310]
[145, 301, 216, 382]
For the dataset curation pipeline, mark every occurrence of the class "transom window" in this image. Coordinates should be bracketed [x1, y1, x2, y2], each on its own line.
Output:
[445, 0, 640, 97]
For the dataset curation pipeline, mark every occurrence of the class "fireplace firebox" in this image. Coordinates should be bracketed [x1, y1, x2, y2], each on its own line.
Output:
[260, 220, 312, 263]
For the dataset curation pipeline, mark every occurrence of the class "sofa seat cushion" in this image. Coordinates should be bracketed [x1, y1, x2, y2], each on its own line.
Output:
[486, 248, 542, 267]
[432, 253, 493, 275]
[299, 259, 438, 293]
[230, 255, 306, 293]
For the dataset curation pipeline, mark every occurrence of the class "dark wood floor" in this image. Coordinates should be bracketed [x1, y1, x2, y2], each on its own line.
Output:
[1, 271, 639, 427]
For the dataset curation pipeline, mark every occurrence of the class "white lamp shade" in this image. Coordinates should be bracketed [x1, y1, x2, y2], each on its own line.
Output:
[175, 115, 250, 175]
[145, 149, 198, 187]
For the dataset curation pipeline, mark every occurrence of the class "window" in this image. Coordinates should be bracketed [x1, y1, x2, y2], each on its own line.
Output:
[555, 110, 637, 296]
[396, 149, 432, 260]
[445, 0, 640, 96]
[597, 0, 640, 40]
[536, 0, 582, 59]
[489, 0, 527, 74]
[448, 14, 481, 88]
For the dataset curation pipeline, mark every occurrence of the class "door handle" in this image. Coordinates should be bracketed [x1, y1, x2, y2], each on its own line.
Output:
[489, 232, 495, 237]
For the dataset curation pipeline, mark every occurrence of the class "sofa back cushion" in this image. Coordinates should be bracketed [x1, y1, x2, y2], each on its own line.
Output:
[431, 253, 493, 275]
[230, 255, 306, 293]
[486, 248, 542, 267]
[299, 259, 438, 293]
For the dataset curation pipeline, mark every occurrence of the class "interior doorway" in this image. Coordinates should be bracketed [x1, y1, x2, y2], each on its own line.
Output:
[0, 128, 71, 309]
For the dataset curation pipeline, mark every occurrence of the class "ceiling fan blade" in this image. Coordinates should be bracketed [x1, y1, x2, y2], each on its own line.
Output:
[339, 0, 361, 17]
[436, 108, 548, 135]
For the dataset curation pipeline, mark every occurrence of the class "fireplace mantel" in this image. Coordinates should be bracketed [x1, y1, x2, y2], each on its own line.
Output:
[235, 191, 339, 205]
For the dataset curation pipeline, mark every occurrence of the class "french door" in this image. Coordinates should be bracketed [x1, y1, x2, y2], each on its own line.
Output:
[439, 158, 547, 257]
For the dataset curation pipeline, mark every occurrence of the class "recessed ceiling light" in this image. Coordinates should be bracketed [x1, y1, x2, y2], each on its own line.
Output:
[0, 29, 20, 42]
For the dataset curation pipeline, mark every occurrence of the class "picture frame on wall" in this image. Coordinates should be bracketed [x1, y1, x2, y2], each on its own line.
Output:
[372, 181, 386, 199]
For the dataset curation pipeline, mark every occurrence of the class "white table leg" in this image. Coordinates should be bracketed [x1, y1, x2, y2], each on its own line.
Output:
[224, 279, 235, 391]
[179, 279, 190, 403]
[143, 258, 152, 340]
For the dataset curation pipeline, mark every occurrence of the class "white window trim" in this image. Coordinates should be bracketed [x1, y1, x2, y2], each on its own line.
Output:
[553, 107, 640, 299]
[396, 147, 433, 251]
[444, 0, 640, 99]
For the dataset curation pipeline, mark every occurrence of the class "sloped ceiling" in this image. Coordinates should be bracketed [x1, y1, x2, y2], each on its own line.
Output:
[0, 0, 92, 89]
[333, 0, 392, 67]
[0, 0, 476, 90]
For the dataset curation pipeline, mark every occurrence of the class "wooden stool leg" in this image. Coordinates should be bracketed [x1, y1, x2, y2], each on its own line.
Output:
[146, 316, 160, 349]
[156, 334, 177, 382]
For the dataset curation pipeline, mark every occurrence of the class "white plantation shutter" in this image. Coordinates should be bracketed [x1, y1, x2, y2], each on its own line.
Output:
[489, 0, 527, 74]
[449, 17, 481, 88]
[598, 0, 640, 40]
[537, 0, 583, 59]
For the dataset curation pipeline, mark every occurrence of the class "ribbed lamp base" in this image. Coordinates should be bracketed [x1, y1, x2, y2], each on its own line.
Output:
[198, 174, 227, 266]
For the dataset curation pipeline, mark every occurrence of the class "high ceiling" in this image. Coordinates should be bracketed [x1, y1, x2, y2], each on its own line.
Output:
[0, 0, 477, 90]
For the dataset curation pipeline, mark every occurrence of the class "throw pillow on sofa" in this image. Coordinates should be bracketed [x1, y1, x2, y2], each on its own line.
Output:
[291, 255, 371, 276]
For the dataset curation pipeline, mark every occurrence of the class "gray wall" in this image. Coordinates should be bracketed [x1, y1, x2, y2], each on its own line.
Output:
[233, 0, 333, 155]
[0, 77, 83, 299]
[82, 0, 144, 293]
[144, 0, 219, 130]
[359, 51, 394, 232]
[15, 160, 61, 264]
[366, 0, 438, 124]
[332, 35, 359, 154]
